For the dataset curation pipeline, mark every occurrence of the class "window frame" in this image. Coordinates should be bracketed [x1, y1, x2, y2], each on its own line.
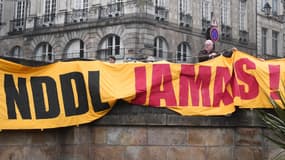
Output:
[261, 28, 267, 55]
[154, 37, 168, 59]
[272, 30, 278, 56]
[239, 0, 247, 31]
[272, 0, 278, 15]
[35, 42, 53, 61]
[0, 0, 3, 24]
[43, 0, 56, 23]
[221, 0, 231, 26]
[202, 0, 212, 21]
[177, 42, 191, 62]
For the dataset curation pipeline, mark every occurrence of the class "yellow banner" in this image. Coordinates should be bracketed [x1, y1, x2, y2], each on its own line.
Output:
[0, 51, 283, 129]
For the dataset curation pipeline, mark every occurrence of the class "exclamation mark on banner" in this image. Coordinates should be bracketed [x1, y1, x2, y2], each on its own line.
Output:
[269, 65, 280, 100]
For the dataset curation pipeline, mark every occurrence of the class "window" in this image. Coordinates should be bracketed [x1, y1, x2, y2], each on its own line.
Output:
[15, 0, 26, 28]
[272, 30, 278, 56]
[154, 0, 168, 20]
[179, 0, 187, 14]
[73, 0, 88, 19]
[10, 46, 23, 58]
[261, 28, 267, 55]
[155, 0, 166, 7]
[107, 35, 120, 56]
[117, 0, 123, 12]
[221, 0, 232, 39]
[35, 42, 53, 61]
[179, 0, 191, 26]
[74, 0, 88, 10]
[272, 0, 277, 15]
[44, 0, 56, 22]
[98, 35, 121, 59]
[65, 39, 85, 58]
[16, 0, 26, 19]
[221, 0, 230, 26]
[107, 0, 123, 16]
[154, 37, 168, 59]
[0, 0, 3, 24]
[239, 0, 247, 31]
[110, 0, 123, 10]
[202, 0, 212, 21]
[261, 0, 267, 11]
[177, 42, 191, 62]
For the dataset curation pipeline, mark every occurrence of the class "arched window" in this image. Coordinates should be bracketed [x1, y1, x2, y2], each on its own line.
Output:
[154, 36, 168, 59]
[64, 39, 85, 59]
[177, 42, 191, 63]
[98, 35, 122, 60]
[10, 46, 23, 58]
[35, 42, 53, 61]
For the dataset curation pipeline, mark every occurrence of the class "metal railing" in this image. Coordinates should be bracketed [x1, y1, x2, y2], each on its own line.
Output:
[14, 47, 179, 63]
[239, 30, 249, 44]
[8, 1, 188, 33]
[179, 13, 192, 28]
[96, 48, 126, 61]
[65, 9, 88, 24]
[221, 24, 232, 40]
[201, 18, 211, 33]
[155, 6, 169, 21]
[174, 51, 195, 63]
[9, 18, 25, 33]
[259, 54, 282, 60]
[34, 14, 56, 28]
[27, 48, 128, 62]
[31, 53, 54, 62]
[99, 2, 124, 19]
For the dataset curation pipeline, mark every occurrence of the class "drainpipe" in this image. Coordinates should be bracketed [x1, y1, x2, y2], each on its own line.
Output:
[256, 0, 258, 57]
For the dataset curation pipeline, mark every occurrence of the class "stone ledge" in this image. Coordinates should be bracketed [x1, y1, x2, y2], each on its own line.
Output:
[93, 100, 265, 127]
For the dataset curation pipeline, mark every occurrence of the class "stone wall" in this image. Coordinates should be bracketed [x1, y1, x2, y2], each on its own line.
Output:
[0, 101, 281, 160]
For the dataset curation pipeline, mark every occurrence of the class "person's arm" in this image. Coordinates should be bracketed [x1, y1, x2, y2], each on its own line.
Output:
[198, 50, 210, 62]
[222, 48, 237, 58]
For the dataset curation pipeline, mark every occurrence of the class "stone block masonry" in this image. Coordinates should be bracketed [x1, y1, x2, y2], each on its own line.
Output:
[0, 101, 281, 160]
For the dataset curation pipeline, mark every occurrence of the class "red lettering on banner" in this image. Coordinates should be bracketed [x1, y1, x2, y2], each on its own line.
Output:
[269, 65, 280, 100]
[230, 72, 240, 98]
[132, 66, 147, 104]
[234, 58, 259, 99]
[149, 64, 177, 106]
[213, 67, 233, 107]
[179, 65, 211, 107]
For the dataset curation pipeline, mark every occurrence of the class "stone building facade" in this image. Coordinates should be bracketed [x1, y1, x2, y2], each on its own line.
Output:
[0, 103, 282, 160]
[257, 0, 285, 59]
[0, 0, 257, 63]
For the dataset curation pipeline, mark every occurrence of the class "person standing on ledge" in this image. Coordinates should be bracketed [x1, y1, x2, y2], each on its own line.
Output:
[198, 40, 218, 62]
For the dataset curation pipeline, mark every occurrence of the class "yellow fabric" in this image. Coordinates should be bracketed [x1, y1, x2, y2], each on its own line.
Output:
[0, 51, 283, 129]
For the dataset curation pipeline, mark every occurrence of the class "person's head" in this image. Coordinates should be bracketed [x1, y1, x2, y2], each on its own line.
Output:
[204, 40, 214, 52]
[108, 56, 116, 63]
